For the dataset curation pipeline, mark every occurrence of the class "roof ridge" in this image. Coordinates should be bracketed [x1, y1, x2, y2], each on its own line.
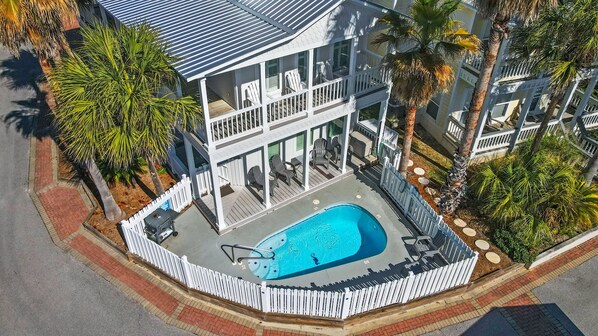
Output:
[226, 0, 295, 35]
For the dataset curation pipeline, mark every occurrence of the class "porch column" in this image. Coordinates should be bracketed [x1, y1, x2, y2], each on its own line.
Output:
[183, 135, 199, 199]
[259, 62, 269, 131]
[209, 159, 226, 231]
[376, 95, 390, 154]
[199, 79, 214, 147]
[470, 89, 498, 158]
[340, 115, 351, 173]
[509, 87, 538, 150]
[556, 80, 580, 121]
[570, 76, 598, 129]
[302, 128, 311, 191]
[347, 37, 358, 97]
[307, 49, 314, 117]
[262, 144, 271, 207]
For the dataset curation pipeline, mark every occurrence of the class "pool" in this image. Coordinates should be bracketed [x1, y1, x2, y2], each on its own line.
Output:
[248, 204, 387, 280]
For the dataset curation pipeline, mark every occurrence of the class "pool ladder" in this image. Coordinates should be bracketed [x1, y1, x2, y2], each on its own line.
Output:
[221, 244, 275, 265]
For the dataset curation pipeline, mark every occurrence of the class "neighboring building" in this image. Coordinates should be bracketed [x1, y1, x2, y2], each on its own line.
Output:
[86, 0, 399, 233]
[374, 0, 598, 160]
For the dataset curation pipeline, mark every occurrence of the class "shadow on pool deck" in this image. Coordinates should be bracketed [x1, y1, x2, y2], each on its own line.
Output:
[163, 167, 426, 290]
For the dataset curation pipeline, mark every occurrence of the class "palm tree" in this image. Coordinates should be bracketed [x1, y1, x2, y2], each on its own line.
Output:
[0, 0, 79, 59]
[49, 23, 202, 221]
[510, 0, 598, 154]
[439, 0, 557, 215]
[374, 0, 479, 176]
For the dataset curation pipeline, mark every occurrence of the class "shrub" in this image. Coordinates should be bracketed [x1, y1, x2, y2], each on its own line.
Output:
[492, 228, 536, 264]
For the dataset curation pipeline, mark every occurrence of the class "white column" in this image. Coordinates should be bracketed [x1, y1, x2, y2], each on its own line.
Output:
[199, 79, 214, 147]
[556, 80, 579, 121]
[302, 128, 311, 191]
[570, 76, 598, 128]
[175, 77, 183, 98]
[376, 95, 390, 154]
[490, 39, 510, 83]
[347, 37, 358, 97]
[307, 49, 314, 117]
[209, 159, 225, 231]
[183, 135, 199, 199]
[259, 62, 269, 130]
[262, 144, 271, 207]
[340, 115, 351, 173]
[509, 87, 537, 150]
[470, 90, 498, 158]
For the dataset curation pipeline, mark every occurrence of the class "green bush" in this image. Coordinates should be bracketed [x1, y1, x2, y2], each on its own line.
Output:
[492, 228, 536, 264]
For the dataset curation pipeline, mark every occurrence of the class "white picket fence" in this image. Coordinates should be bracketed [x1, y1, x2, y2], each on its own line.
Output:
[120, 166, 478, 319]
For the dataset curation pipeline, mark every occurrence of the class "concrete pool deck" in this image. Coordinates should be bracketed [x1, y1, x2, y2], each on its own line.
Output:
[163, 167, 423, 289]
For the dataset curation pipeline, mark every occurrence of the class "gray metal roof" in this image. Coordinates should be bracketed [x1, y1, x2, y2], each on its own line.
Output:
[97, 0, 341, 81]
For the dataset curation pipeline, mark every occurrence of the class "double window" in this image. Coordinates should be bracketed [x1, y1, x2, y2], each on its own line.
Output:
[333, 40, 350, 72]
[266, 59, 280, 92]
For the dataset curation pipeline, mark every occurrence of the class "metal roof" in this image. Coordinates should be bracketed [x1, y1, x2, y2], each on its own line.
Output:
[97, 0, 341, 81]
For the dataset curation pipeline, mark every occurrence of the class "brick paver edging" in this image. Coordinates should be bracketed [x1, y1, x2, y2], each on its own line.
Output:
[27, 79, 598, 335]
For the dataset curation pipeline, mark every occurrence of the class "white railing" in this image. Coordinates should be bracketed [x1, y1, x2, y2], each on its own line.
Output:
[193, 164, 230, 195]
[578, 136, 598, 157]
[267, 90, 308, 124]
[570, 89, 598, 115]
[210, 105, 262, 142]
[463, 53, 482, 71]
[499, 59, 534, 81]
[354, 66, 388, 96]
[121, 175, 193, 235]
[581, 112, 598, 129]
[119, 164, 478, 320]
[476, 129, 516, 153]
[446, 116, 466, 143]
[312, 76, 349, 109]
[515, 120, 560, 144]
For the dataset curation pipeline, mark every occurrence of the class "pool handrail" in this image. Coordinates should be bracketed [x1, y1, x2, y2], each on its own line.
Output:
[223, 244, 276, 264]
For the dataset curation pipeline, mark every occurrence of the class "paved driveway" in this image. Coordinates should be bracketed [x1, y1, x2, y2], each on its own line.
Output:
[0, 46, 190, 336]
[425, 255, 597, 336]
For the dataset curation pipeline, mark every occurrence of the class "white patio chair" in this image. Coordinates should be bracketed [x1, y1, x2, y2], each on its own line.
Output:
[244, 81, 261, 107]
[285, 70, 306, 93]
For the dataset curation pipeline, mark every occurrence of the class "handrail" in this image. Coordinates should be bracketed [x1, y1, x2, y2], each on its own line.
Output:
[221, 244, 275, 265]
[210, 103, 262, 122]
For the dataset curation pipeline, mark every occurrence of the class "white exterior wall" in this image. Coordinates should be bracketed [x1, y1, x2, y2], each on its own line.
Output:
[207, 71, 235, 107]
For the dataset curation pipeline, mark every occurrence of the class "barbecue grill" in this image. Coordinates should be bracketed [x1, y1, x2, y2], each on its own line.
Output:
[144, 208, 178, 244]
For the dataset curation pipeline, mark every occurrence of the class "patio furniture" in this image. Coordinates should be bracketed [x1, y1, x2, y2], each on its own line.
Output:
[144, 208, 178, 245]
[244, 81, 261, 107]
[310, 138, 331, 169]
[285, 70, 306, 93]
[289, 158, 302, 176]
[269, 154, 295, 186]
[247, 166, 278, 196]
[326, 136, 352, 164]
[412, 232, 446, 260]
[349, 131, 373, 158]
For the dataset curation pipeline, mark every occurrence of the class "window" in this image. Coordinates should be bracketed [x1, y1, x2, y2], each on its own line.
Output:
[297, 51, 308, 82]
[328, 118, 343, 138]
[333, 40, 350, 72]
[296, 133, 305, 151]
[266, 59, 280, 91]
[358, 103, 381, 121]
[268, 142, 280, 160]
[426, 95, 441, 120]
[490, 94, 511, 118]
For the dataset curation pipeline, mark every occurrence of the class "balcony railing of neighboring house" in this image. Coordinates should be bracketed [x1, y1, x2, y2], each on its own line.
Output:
[206, 66, 388, 145]
[445, 115, 561, 157]
[581, 112, 598, 129]
[463, 53, 536, 82]
[570, 89, 598, 122]
[572, 119, 598, 165]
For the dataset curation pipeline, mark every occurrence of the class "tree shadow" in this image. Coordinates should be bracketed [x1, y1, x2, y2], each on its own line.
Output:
[0, 50, 44, 96]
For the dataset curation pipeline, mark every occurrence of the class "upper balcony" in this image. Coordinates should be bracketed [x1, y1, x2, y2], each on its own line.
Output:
[189, 42, 389, 151]
[461, 52, 538, 85]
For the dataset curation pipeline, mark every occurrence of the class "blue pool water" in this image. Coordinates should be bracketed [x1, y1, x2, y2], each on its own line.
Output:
[248, 204, 387, 280]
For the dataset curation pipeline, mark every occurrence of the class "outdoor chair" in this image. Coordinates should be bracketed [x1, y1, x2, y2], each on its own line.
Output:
[244, 82, 261, 107]
[269, 154, 295, 186]
[247, 166, 278, 196]
[326, 136, 352, 164]
[310, 138, 331, 169]
[412, 231, 446, 260]
[285, 70, 306, 94]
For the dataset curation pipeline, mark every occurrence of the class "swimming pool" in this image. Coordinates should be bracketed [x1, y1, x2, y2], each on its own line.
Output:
[248, 204, 387, 280]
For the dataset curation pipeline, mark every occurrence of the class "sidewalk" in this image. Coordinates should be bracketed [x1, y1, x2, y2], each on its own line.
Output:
[29, 99, 598, 336]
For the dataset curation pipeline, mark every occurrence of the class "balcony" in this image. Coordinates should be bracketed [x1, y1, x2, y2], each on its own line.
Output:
[198, 66, 389, 147]
[462, 53, 537, 84]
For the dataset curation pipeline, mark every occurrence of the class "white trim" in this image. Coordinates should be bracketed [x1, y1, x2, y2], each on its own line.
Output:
[529, 227, 598, 269]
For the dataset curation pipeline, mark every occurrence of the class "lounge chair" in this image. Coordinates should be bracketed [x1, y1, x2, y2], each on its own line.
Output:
[326, 136, 352, 164]
[247, 166, 278, 196]
[412, 231, 446, 260]
[285, 70, 306, 93]
[270, 154, 295, 186]
[310, 138, 331, 169]
[244, 81, 261, 107]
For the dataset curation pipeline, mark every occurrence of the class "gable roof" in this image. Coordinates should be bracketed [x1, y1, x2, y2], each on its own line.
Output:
[97, 0, 342, 81]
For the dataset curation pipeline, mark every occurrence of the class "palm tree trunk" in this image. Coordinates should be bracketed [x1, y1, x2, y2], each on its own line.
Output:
[146, 155, 165, 196]
[86, 158, 124, 222]
[439, 13, 509, 215]
[584, 151, 598, 185]
[398, 105, 417, 176]
[529, 91, 564, 154]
